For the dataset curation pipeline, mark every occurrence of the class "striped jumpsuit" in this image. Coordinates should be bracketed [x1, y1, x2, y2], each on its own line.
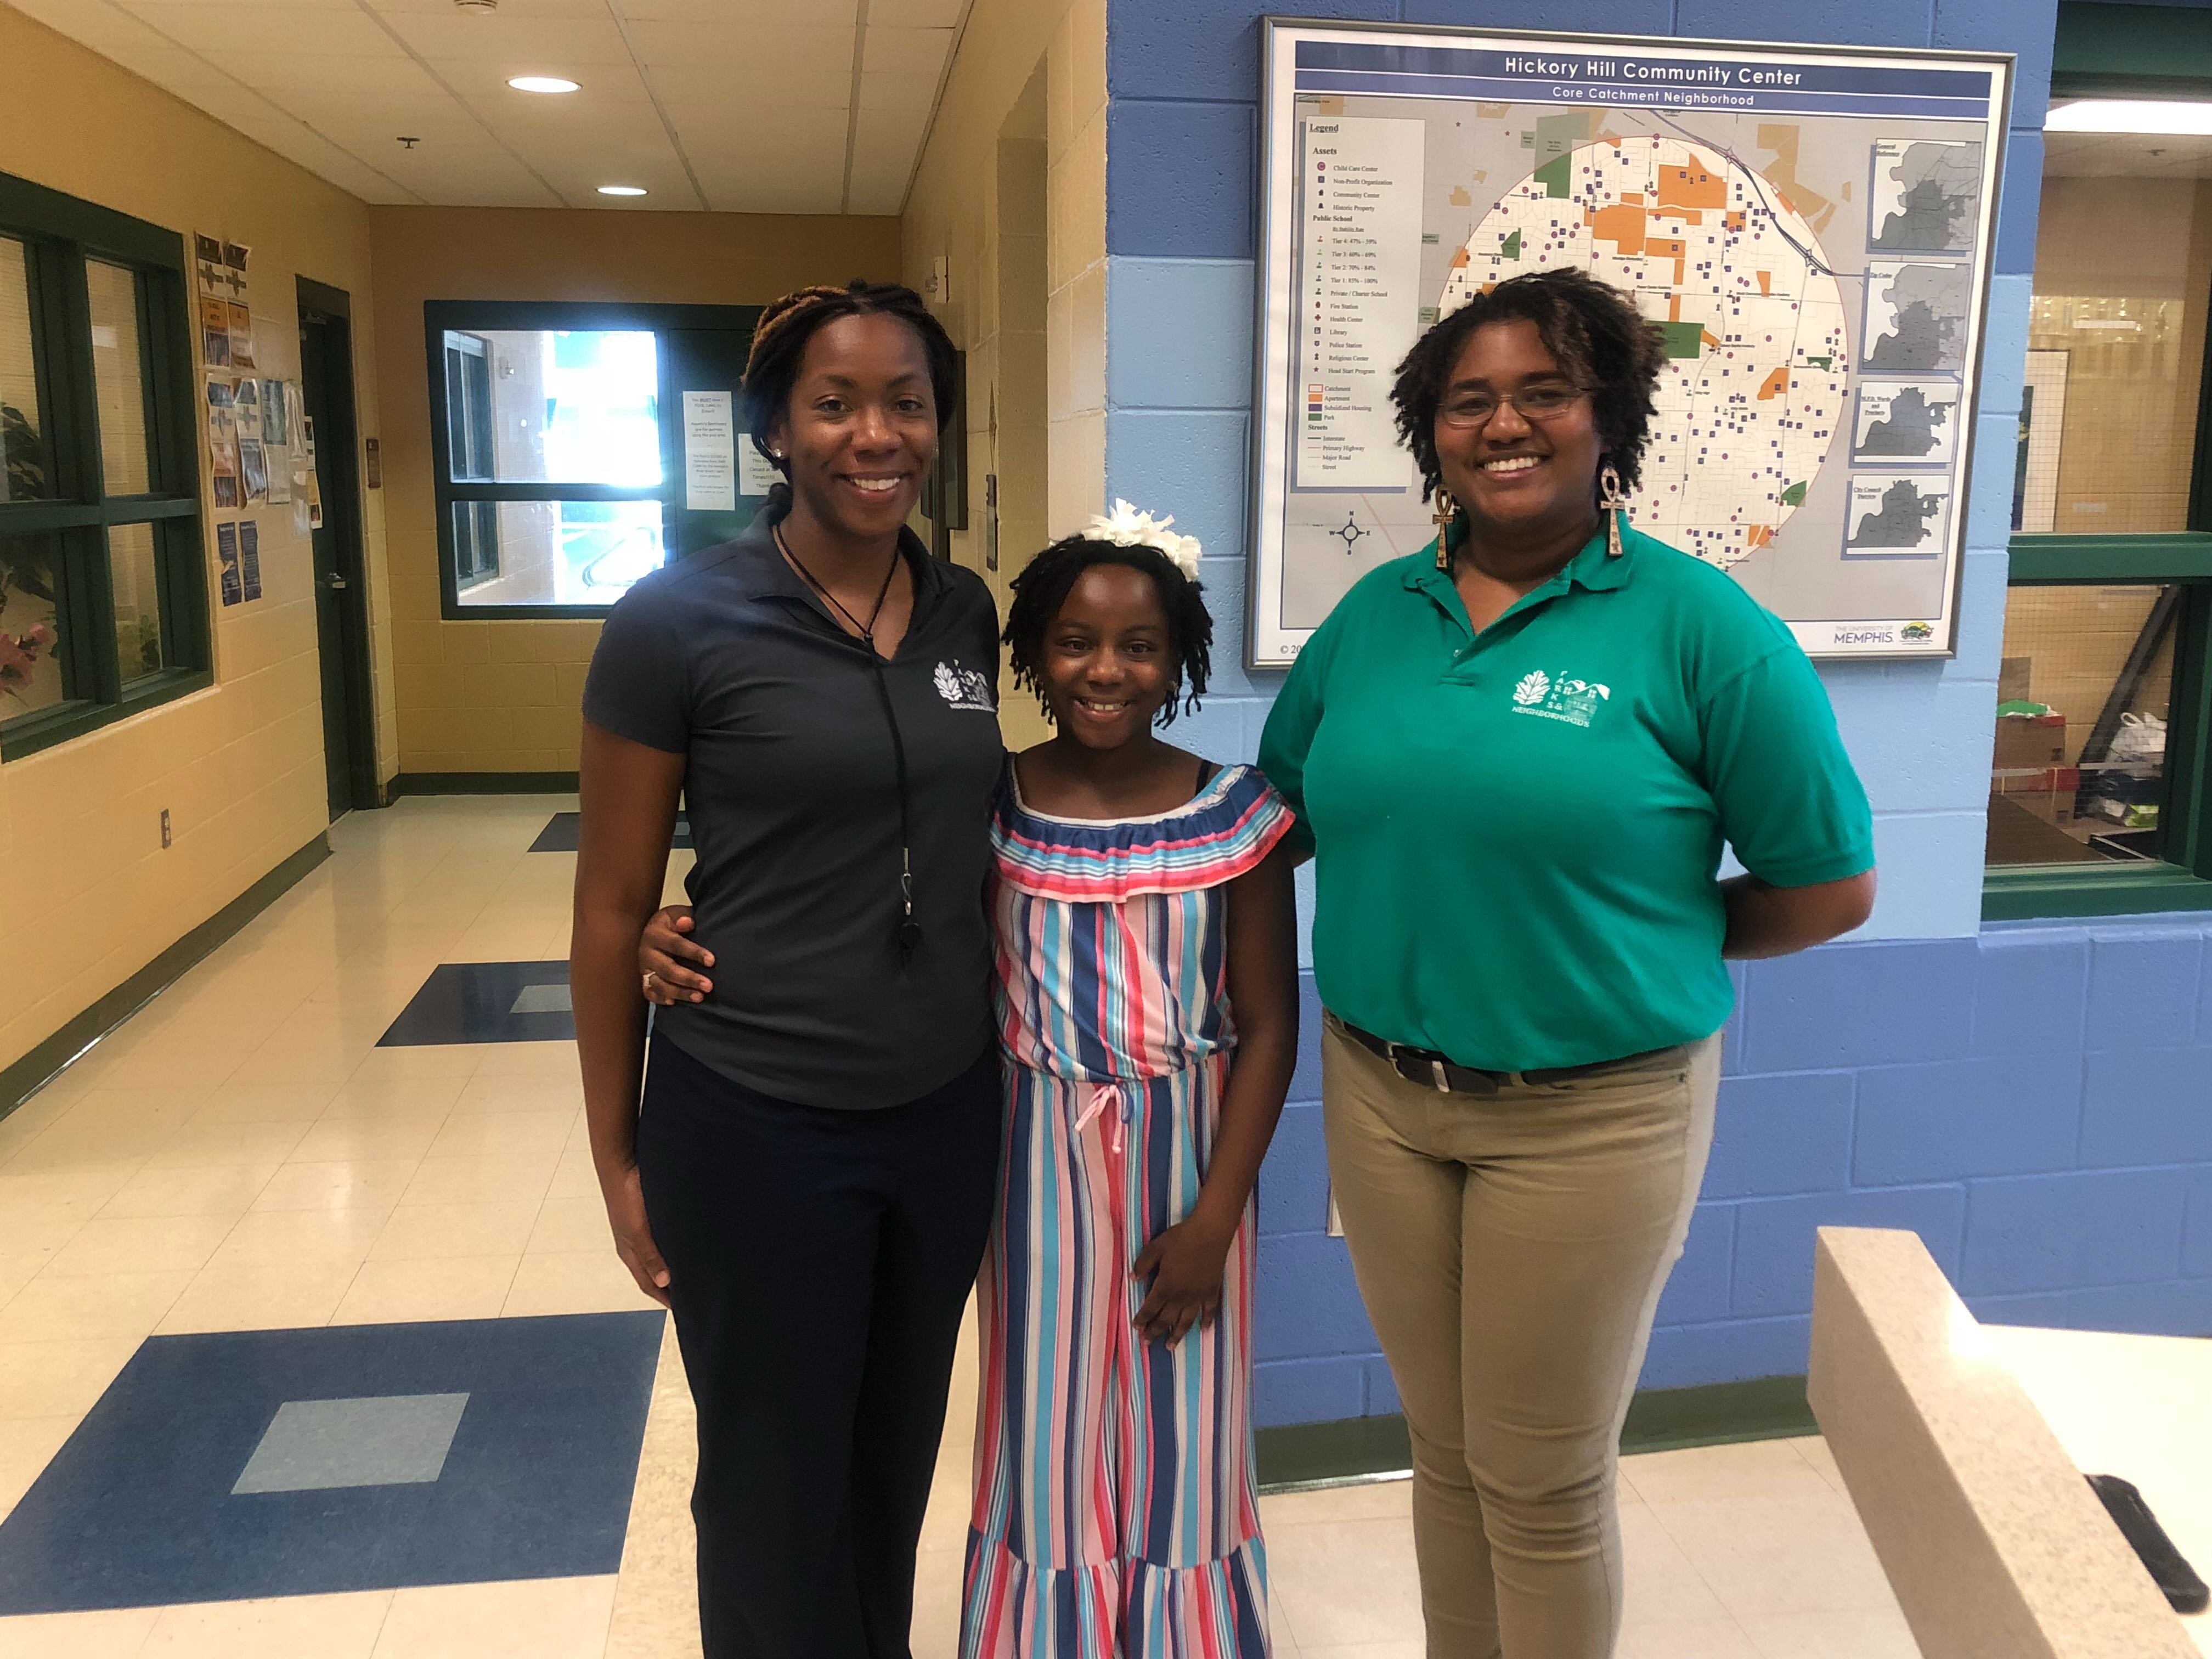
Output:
[963, 763, 1293, 1659]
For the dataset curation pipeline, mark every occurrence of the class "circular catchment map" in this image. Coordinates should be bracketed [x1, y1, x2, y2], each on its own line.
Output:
[1440, 133, 1849, 570]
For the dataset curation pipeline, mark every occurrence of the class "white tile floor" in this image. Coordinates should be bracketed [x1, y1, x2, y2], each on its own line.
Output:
[0, 799, 1925, 1657]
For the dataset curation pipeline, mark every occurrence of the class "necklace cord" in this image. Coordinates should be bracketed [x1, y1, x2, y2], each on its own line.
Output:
[774, 524, 922, 962]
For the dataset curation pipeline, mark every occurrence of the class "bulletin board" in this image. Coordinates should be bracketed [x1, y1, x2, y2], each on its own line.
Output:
[1249, 19, 2013, 663]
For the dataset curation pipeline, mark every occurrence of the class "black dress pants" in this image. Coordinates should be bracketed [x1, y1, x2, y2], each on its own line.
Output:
[636, 1031, 1002, 1659]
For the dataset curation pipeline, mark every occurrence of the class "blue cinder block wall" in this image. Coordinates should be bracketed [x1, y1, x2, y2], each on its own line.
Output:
[1102, 0, 2212, 1426]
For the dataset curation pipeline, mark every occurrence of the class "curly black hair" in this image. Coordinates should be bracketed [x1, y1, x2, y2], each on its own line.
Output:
[1003, 536, 1213, 727]
[1390, 267, 1669, 503]
[739, 279, 960, 514]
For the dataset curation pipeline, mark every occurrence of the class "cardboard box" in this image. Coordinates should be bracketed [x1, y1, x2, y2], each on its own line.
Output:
[1999, 656, 2033, 704]
[1994, 713, 2067, 772]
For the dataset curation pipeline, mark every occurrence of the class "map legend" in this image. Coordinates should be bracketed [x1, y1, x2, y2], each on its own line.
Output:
[1296, 115, 1425, 490]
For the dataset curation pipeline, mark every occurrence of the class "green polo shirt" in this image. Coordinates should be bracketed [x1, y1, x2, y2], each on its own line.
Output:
[1257, 523, 1874, 1073]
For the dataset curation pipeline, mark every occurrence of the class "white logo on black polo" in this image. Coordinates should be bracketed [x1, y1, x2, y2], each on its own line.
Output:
[933, 661, 995, 712]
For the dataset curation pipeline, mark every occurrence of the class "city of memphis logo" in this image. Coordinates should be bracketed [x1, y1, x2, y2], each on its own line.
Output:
[1511, 668, 1611, 728]
[933, 660, 996, 712]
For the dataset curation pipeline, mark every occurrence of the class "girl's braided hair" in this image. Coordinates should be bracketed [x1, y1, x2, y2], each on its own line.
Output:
[1003, 535, 1213, 727]
[1390, 267, 1669, 503]
[740, 280, 960, 514]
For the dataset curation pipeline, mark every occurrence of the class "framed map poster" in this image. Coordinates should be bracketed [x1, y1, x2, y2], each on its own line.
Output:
[1250, 20, 2013, 663]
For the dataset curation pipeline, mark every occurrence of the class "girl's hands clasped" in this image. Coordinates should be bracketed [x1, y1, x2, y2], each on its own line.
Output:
[1132, 1211, 1237, 1346]
[639, 905, 712, 1006]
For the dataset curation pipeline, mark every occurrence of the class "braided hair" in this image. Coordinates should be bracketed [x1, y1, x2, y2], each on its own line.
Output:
[1003, 535, 1213, 727]
[1390, 267, 1668, 505]
[740, 279, 960, 516]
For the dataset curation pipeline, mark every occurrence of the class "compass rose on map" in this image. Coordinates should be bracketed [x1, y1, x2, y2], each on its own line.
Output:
[1329, 513, 1369, 554]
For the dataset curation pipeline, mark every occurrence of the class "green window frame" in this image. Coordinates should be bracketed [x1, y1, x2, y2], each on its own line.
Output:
[1985, 2, 2212, 920]
[424, 300, 760, 620]
[0, 170, 206, 763]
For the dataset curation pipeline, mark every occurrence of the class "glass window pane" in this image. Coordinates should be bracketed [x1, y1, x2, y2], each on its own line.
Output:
[1987, 584, 2174, 868]
[86, 261, 152, 496]
[2020, 134, 2212, 534]
[441, 329, 659, 486]
[453, 499, 665, 607]
[1, 531, 66, 719]
[109, 522, 164, 680]
[0, 238, 50, 504]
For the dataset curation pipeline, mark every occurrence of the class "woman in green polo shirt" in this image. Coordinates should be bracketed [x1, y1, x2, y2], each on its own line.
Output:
[1257, 268, 1876, 1658]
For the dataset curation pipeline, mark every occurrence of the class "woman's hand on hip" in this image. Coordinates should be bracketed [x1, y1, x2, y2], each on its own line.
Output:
[639, 905, 712, 1006]
[600, 1162, 672, 1308]
[1132, 1214, 1234, 1346]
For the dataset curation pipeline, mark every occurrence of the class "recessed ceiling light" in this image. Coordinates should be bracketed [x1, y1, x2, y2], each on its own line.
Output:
[508, 75, 580, 94]
[2047, 99, 2212, 136]
[597, 184, 648, 196]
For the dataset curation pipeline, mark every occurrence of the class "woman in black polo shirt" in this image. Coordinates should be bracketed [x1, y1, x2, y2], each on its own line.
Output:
[572, 281, 1003, 1656]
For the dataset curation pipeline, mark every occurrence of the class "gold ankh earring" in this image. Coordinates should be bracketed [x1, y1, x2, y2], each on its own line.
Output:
[1432, 488, 1458, 571]
[1599, 464, 1629, 558]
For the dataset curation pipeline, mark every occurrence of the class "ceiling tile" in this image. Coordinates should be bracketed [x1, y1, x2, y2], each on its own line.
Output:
[843, 140, 913, 215]
[618, 0, 859, 20]
[624, 19, 850, 74]
[859, 69, 940, 125]
[864, 0, 968, 25]
[860, 25, 950, 78]
[429, 59, 658, 111]
[370, 0, 611, 14]
[119, 0, 360, 9]
[662, 100, 847, 157]
[851, 99, 930, 171]
[114, 3, 405, 57]
[692, 149, 847, 216]
[647, 57, 851, 108]
[200, 51, 449, 99]
[377, 12, 635, 66]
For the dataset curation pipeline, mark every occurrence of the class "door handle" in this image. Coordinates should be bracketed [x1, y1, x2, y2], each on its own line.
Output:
[320, 573, 348, 591]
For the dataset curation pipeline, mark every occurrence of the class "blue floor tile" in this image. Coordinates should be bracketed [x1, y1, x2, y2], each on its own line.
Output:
[529, 812, 690, 854]
[0, 1311, 664, 1613]
[380, 962, 573, 1046]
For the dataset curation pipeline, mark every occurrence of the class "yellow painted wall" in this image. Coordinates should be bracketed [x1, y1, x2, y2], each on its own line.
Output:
[367, 207, 902, 776]
[901, 0, 1107, 749]
[0, 7, 385, 1078]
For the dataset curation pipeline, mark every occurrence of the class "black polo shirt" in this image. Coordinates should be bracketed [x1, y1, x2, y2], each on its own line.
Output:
[582, 514, 1003, 1109]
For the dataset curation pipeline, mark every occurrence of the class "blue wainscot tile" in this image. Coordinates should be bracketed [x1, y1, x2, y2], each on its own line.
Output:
[2085, 928, 2205, 1053]
[2079, 1047, 2212, 1169]
[1971, 928, 2088, 1057]
[1255, 1357, 1366, 1427]
[1852, 1053, 2083, 1186]
[1256, 1234, 1375, 1363]
[1637, 1315, 1812, 1392]
[1704, 1072, 1853, 1198]
[1730, 1184, 1968, 1318]
[1960, 1168, 2191, 1296]
[1740, 938, 1977, 1073]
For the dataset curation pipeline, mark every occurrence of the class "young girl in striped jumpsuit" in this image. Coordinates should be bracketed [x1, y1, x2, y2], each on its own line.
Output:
[964, 504, 1299, 1659]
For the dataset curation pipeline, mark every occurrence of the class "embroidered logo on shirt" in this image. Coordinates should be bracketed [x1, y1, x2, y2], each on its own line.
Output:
[1510, 669, 1611, 728]
[933, 660, 996, 712]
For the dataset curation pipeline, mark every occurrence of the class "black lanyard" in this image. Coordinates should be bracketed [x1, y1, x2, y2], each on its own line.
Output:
[776, 526, 922, 962]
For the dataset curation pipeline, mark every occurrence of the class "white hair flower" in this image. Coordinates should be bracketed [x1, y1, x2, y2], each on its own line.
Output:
[1084, 499, 1202, 579]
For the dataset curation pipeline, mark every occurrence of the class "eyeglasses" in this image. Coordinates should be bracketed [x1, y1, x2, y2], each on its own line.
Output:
[1438, 385, 1592, 428]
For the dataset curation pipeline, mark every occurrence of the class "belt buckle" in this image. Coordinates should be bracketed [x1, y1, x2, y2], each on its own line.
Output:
[1428, 1058, 1451, 1093]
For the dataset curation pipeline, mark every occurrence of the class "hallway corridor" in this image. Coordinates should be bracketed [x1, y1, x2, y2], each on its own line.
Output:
[0, 800, 1916, 1659]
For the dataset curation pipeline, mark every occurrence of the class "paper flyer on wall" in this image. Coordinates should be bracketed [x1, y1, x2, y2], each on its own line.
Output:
[239, 521, 261, 602]
[199, 297, 230, 369]
[290, 449, 311, 532]
[239, 438, 268, 503]
[233, 376, 262, 442]
[228, 302, 255, 371]
[261, 379, 291, 446]
[205, 377, 240, 509]
[193, 234, 225, 300]
[303, 416, 323, 530]
[221, 240, 249, 301]
[216, 521, 241, 606]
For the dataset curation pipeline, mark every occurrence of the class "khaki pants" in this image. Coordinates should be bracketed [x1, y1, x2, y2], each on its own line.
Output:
[1321, 1017, 1722, 1659]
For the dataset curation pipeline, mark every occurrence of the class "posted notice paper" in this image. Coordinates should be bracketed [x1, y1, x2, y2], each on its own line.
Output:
[682, 390, 737, 512]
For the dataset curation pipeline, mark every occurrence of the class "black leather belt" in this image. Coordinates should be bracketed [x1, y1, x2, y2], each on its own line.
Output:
[1336, 1018, 1683, 1096]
